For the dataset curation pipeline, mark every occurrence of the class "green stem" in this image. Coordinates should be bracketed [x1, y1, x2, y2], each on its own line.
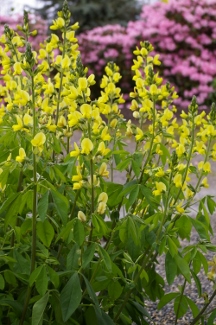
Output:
[20, 75, 37, 325]
[190, 289, 216, 325]
[139, 100, 156, 184]
[175, 278, 187, 325]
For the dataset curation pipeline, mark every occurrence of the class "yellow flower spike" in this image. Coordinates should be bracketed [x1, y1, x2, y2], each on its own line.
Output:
[16, 148, 26, 163]
[152, 182, 166, 196]
[98, 192, 108, 204]
[173, 173, 182, 188]
[50, 17, 65, 30]
[70, 143, 80, 157]
[97, 142, 110, 156]
[99, 162, 109, 178]
[201, 177, 209, 188]
[80, 104, 92, 119]
[135, 127, 144, 141]
[31, 132, 46, 153]
[78, 77, 88, 91]
[101, 126, 111, 141]
[78, 211, 87, 222]
[97, 202, 106, 214]
[81, 138, 93, 155]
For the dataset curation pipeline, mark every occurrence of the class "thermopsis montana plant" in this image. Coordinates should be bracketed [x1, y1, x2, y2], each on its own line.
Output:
[0, 2, 216, 324]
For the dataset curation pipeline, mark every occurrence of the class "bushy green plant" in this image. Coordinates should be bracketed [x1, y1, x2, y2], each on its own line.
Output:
[0, 2, 216, 324]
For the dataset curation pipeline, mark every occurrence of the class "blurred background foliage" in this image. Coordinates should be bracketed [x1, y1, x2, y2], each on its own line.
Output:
[26, 0, 143, 33]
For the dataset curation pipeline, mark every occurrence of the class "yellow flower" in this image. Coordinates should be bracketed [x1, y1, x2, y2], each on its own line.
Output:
[97, 142, 110, 156]
[101, 126, 111, 141]
[98, 192, 108, 204]
[176, 143, 185, 157]
[16, 148, 26, 163]
[57, 115, 66, 128]
[152, 182, 166, 196]
[201, 177, 209, 188]
[173, 173, 182, 188]
[81, 138, 93, 155]
[176, 202, 185, 214]
[153, 54, 161, 65]
[50, 17, 65, 30]
[155, 168, 165, 177]
[70, 143, 80, 157]
[80, 104, 92, 119]
[135, 127, 143, 141]
[78, 77, 88, 91]
[12, 115, 23, 131]
[99, 162, 109, 178]
[78, 211, 86, 222]
[61, 55, 71, 69]
[198, 161, 211, 173]
[31, 132, 46, 153]
[97, 202, 106, 214]
[13, 62, 23, 75]
[23, 113, 33, 126]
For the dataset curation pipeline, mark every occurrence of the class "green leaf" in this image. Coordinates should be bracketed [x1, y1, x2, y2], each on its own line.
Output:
[158, 292, 179, 309]
[174, 295, 188, 318]
[4, 193, 21, 228]
[13, 250, 30, 274]
[32, 292, 49, 325]
[38, 191, 49, 221]
[190, 217, 210, 241]
[127, 216, 139, 245]
[197, 251, 208, 274]
[106, 182, 123, 208]
[92, 214, 109, 237]
[94, 307, 115, 325]
[47, 266, 59, 289]
[29, 265, 43, 287]
[167, 237, 178, 257]
[165, 252, 177, 285]
[37, 219, 54, 248]
[60, 272, 82, 322]
[127, 185, 139, 207]
[191, 270, 202, 297]
[207, 196, 216, 215]
[116, 158, 131, 171]
[97, 245, 112, 272]
[82, 275, 100, 309]
[66, 243, 80, 271]
[175, 215, 192, 240]
[82, 243, 96, 269]
[51, 189, 69, 224]
[4, 270, 17, 287]
[131, 301, 151, 318]
[207, 309, 216, 325]
[36, 265, 48, 296]
[174, 255, 191, 283]
[0, 274, 5, 290]
[186, 296, 199, 318]
[108, 281, 123, 300]
[73, 219, 85, 246]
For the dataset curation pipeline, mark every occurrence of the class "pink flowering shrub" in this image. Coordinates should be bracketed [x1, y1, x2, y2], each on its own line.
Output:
[79, 0, 216, 109]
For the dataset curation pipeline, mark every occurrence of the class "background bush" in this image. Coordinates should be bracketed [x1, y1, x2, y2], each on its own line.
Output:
[79, 0, 216, 109]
